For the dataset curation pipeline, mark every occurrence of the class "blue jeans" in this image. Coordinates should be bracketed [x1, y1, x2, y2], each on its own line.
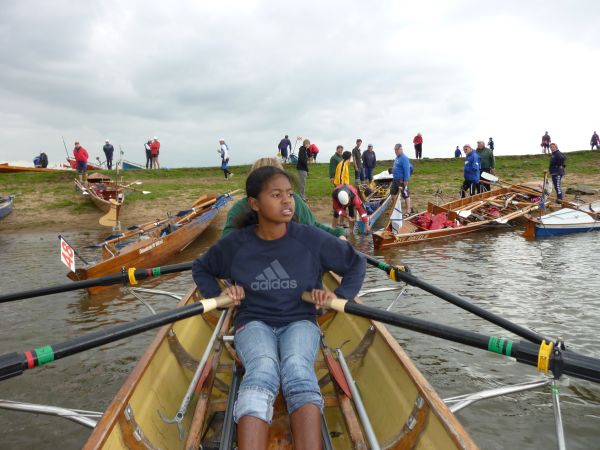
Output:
[364, 166, 374, 181]
[233, 320, 322, 424]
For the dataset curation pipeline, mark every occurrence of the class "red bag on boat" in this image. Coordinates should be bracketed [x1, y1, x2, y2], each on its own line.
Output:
[429, 212, 449, 230]
[413, 211, 433, 229]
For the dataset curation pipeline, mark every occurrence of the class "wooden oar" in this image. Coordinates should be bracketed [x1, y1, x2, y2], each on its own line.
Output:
[122, 185, 151, 195]
[302, 293, 600, 384]
[0, 295, 234, 381]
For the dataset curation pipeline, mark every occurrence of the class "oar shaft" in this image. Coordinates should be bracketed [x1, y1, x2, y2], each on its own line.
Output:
[0, 296, 232, 381]
[307, 295, 600, 384]
[381, 269, 549, 345]
[0, 262, 193, 304]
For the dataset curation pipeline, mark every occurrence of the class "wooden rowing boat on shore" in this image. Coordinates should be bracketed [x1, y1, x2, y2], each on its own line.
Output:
[75, 173, 125, 227]
[0, 195, 15, 220]
[357, 170, 393, 234]
[67, 157, 101, 171]
[68, 192, 235, 294]
[0, 163, 69, 173]
[373, 187, 540, 249]
[83, 272, 477, 449]
[523, 200, 600, 239]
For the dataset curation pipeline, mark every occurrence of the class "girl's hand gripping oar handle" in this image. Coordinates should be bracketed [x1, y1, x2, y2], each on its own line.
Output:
[301, 292, 347, 312]
[0, 295, 234, 382]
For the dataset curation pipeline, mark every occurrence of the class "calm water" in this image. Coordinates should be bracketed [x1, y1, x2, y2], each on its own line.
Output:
[0, 225, 599, 449]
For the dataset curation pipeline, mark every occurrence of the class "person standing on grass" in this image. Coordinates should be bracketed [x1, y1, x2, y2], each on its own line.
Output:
[192, 166, 365, 450]
[150, 137, 161, 169]
[144, 139, 152, 169]
[296, 139, 310, 200]
[362, 144, 377, 185]
[218, 138, 233, 179]
[308, 142, 320, 162]
[454, 146, 462, 158]
[103, 139, 114, 170]
[351, 138, 364, 184]
[461, 144, 480, 198]
[549, 143, 566, 203]
[73, 141, 89, 186]
[413, 133, 423, 159]
[328, 145, 344, 185]
[590, 131, 599, 150]
[541, 131, 551, 154]
[278, 135, 291, 163]
[389, 143, 412, 217]
[488, 137, 495, 152]
[476, 140, 495, 192]
[334, 151, 352, 186]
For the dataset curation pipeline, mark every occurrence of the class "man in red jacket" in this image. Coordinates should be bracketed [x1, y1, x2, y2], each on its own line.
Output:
[331, 184, 371, 232]
[73, 141, 89, 185]
[413, 133, 423, 159]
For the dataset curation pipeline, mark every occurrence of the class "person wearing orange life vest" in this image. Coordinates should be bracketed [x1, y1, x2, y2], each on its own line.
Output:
[332, 184, 371, 233]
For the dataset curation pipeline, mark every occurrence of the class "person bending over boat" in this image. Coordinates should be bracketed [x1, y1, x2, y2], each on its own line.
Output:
[549, 143, 566, 203]
[461, 144, 480, 198]
[192, 166, 365, 450]
[222, 158, 345, 238]
[389, 143, 412, 217]
[331, 184, 371, 232]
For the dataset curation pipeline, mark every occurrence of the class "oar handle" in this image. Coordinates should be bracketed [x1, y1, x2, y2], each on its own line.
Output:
[303, 294, 600, 384]
[0, 295, 233, 381]
[300, 292, 348, 312]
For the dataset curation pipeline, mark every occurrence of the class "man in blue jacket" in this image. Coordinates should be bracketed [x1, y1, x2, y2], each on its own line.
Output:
[461, 144, 480, 198]
[389, 143, 412, 216]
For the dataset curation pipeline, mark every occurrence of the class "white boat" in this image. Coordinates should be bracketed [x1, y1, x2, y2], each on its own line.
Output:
[524, 201, 600, 239]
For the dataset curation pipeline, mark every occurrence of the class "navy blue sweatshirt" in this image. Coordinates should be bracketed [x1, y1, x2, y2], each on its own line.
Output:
[549, 150, 566, 176]
[192, 221, 366, 329]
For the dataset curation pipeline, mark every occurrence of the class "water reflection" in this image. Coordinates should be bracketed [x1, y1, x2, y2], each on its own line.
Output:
[0, 226, 599, 448]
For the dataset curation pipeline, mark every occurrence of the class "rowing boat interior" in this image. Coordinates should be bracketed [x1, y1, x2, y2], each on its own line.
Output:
[85, 273, 477, 449]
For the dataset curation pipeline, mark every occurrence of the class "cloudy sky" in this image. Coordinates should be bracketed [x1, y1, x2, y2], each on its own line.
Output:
[1, 1, 599, 168]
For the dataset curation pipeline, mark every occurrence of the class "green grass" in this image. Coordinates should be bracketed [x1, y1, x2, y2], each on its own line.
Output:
[2, 150, 599, 215]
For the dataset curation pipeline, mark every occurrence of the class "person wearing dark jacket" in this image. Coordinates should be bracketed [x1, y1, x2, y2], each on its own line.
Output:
[144, 140, 152, 169]
[192, 167, 365, 449]
[103, 139, 114, 170]
[591, 131, 599, 150]
[549, 143, 566, 202]
[297, 139, 310, 200]
[361, 144, 377, 183]
[278, 135, 292, 162]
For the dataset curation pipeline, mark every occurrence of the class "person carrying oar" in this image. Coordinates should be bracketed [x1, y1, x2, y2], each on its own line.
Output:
[192, 166, 365, 450]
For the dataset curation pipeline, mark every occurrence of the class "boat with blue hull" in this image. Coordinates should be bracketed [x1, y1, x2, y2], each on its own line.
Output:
[0, 195, 15, 220]
[122, 160, 145, 170]
[524, 201, 600, 239]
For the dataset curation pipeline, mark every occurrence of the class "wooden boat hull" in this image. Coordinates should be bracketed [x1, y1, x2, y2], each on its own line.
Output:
[84, 273, 477, 449]
[373, 187, 540, 249]
[0, 163, 68, 173]
[68, 194, 229, 294]
[0, 196, 14, 220]
[524, 204, 600, 240]
[67, 158, 101, 171]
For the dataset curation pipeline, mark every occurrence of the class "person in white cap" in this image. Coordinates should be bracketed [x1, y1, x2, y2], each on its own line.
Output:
[150, 137, 160, 169]
[103, 139, 114, 170]
[331, 184, 370, 232]
[218, 138, 233, 179]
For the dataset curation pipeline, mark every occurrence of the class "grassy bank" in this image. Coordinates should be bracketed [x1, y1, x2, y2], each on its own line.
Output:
[1, 150, 599, 231]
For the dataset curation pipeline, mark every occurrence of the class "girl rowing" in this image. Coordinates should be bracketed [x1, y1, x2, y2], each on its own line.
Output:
[192, 166, 365, 449]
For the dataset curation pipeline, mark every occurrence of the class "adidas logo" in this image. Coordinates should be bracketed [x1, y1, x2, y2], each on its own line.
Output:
[250, 259, 298, 291]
